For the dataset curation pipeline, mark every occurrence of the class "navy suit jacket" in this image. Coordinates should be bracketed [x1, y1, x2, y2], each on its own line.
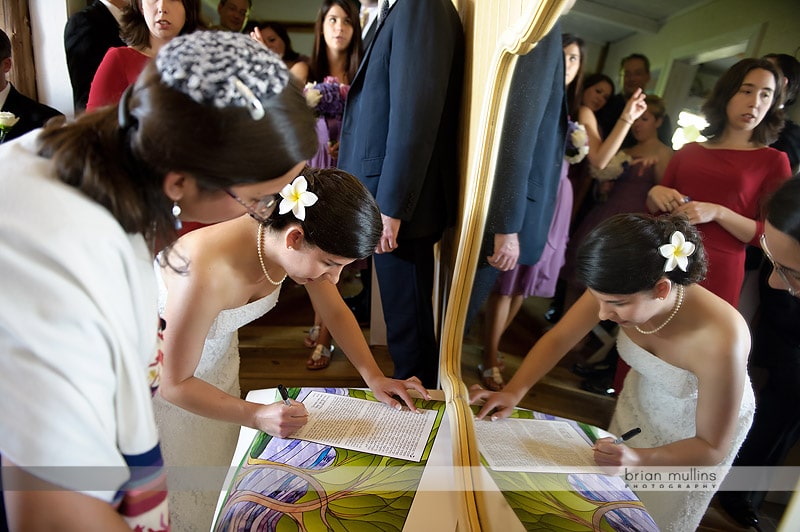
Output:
[484, 21, 568, 265]
[338, 0, 464, 240]
[2, 85, 63, 141]
[64, 0, 124, 112]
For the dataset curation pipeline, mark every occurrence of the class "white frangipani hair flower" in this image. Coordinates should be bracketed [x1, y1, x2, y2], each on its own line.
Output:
[279, 176, 318, 221]
[658, 231, 696, 272]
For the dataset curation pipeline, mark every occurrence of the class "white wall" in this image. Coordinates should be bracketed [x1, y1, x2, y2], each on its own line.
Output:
[600, 0, 800, 123]
[30, 0, 73, 117]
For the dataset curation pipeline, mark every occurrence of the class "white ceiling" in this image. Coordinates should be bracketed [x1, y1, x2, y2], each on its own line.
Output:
[561, 0, 713, 45]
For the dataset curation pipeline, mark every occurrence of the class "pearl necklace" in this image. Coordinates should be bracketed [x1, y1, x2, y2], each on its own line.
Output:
[635, 284, 685, 335]
[257, 223, 287, 286]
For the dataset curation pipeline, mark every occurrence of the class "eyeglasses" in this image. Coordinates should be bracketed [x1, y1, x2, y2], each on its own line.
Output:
[225, 189, 279, 224]
[760, 233, 800, 297]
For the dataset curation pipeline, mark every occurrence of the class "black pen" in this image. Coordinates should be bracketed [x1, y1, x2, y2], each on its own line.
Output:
[613, 427, 641, 444]
[277, 384, 291, 406]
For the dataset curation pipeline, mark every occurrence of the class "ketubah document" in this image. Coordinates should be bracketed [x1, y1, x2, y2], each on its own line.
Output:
[474, 418, 602, 473]
[291, 390, 438, 462]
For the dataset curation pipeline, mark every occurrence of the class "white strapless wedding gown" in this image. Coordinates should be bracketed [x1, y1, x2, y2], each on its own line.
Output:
[152, 267, 281, 532]
[609, 330, 755, 532]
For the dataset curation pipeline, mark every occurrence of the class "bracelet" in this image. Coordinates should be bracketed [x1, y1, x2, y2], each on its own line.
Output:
[619, 118, 633, 125]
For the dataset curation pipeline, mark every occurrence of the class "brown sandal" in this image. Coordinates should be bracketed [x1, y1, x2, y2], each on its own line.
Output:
[306, 344, 333, 370]
[478, 364, 505, 391]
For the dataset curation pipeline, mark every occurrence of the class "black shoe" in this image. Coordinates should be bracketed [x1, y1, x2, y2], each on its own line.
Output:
[572, 360, 615, 377]
[718, 492, 760, 530]
[580, 376, 616, 397]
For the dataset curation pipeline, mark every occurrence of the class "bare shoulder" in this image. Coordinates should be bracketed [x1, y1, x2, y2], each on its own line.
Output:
[578, 105, 596, 123]
[687, 286, 750, 365]
[162, 221, 243, 299]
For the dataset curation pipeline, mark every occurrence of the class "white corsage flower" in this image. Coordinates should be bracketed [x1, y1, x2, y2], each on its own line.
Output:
[565, 122, 589, 164]
[303, 84, 322, 109]
[0, 112, 19, 143]
[0, 111, 19, 128]
[658, 231, 696, 272]
[590, 151, 633, 182]
[0, 111, 19, 129]
[279, 176, 318, 221]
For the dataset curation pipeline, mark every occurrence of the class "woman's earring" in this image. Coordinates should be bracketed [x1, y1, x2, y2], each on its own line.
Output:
[172, 201, 182, 230]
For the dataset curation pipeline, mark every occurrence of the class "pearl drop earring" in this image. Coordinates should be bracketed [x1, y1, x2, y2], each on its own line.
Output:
[172, 201, 182, 230]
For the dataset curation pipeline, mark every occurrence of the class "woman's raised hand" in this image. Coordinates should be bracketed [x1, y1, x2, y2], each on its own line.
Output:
[622, 88, 648, 124]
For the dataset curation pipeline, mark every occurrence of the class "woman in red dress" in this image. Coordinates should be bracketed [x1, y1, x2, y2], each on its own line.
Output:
[87, 0, 201, 111]
[647, 58, 792, 307]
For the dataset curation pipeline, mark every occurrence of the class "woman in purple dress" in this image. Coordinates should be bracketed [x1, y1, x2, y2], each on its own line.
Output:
[303, 0, 364, 368]
[478, 34, 586, 390]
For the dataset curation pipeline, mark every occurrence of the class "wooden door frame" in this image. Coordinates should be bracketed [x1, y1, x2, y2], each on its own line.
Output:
[1, 0, 37, 99]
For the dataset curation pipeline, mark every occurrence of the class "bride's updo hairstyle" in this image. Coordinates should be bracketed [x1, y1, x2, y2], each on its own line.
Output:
[577, 213, 707, 294]
[38, 31, 317, 248]
[267, 167, 382, 260]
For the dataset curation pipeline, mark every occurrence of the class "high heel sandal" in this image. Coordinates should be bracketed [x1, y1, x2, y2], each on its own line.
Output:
[304, 325, 321, 348]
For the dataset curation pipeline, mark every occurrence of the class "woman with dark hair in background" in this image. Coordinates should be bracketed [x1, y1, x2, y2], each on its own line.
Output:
[302, 0, 365, 368]
[471, 213, 755, 531]
[154, 167, 429, 529]
[87, 0, 202, 110]
[252, 20, 311, 83]
[309, 0, 362, 88]
[648, 57, 792, 307]
[0, 30, 317, 531]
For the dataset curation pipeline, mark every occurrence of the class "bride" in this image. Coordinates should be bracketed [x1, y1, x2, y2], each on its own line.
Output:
[470, 213, 754, 532]
[153, 167, 429, 531]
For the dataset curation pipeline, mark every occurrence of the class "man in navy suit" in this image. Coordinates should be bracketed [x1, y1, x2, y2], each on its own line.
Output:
[64, 0, 126, 112]
[338, 0, 464, 388]
[465, 20, 569, 330]
[0, 30, 62, 141]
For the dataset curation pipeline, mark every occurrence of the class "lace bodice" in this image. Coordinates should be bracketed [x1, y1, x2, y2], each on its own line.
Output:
[153, 263, 282, 531]
[609, 329, 755, 532]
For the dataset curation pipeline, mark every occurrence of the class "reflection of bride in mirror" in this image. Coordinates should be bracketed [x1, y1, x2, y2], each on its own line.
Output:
[477, 33, 586, 391]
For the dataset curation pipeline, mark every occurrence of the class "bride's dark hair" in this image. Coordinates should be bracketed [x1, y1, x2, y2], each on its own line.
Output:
[577, 213, 707, 294]
[266, 167, 382, 260]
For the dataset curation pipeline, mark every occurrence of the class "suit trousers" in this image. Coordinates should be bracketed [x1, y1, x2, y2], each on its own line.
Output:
[374, 235, 439, 388]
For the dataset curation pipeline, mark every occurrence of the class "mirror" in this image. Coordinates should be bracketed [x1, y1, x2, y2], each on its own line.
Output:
[437, 1, 569, 528]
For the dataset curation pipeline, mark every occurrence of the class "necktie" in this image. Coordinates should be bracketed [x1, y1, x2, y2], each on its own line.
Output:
[378, 0, 390, 24]
[363, 0, 390, 50]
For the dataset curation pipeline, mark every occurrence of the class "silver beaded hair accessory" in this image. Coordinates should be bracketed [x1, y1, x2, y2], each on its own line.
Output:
[155, 31, 289, 120]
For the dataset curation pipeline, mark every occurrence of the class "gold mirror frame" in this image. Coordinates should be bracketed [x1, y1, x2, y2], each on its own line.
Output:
[440, 1, 568, 529]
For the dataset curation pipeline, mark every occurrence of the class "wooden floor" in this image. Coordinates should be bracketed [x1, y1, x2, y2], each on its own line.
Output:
[238, 280, 785, 531]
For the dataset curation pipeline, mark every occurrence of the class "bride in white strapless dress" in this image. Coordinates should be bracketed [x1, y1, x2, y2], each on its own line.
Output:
[152, 265, 282, 532]
[151, 172, 431, 531]
[469, 214, 757, 532]
[610, 330, 755, 532]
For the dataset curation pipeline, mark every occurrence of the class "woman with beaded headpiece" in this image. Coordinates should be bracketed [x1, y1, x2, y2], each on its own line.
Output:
[0, 30, 317, 530]
[153, 167, 430, 530]
[470, 213, 755, 532]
